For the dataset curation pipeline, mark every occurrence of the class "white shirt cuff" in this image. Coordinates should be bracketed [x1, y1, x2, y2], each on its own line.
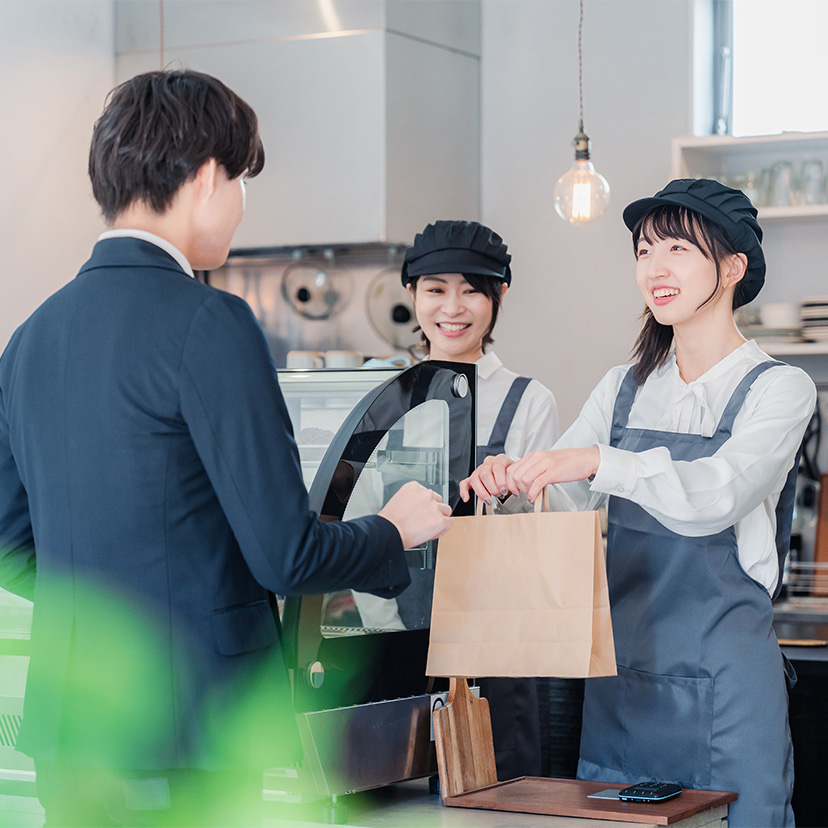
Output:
[590, 443, 638, 497]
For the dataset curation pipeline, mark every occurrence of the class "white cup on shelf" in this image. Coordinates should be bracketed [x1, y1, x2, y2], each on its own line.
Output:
[324, 350, 363, 368]
[758, 302, 800, 330]
[286, 350, 325, 369]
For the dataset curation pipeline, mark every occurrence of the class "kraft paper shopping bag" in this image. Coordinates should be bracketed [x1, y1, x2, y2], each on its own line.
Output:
[426, 494, 615, 679]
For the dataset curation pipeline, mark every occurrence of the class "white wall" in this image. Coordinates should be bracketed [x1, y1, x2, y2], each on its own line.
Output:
[0, 0, 113, 349]
[0, 0, 695, 428]
[481, 0, 694, 429]
[113, 0, 480, 249]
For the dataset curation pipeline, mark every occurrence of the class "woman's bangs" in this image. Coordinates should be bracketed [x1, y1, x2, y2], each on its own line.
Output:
[637, 207, 714, 260]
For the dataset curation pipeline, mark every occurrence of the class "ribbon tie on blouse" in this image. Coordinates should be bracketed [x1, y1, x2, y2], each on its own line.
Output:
[663, 381, 718, 438]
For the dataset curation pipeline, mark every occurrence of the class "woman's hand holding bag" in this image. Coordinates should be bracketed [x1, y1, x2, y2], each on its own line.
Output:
[460, 447, 601, 504]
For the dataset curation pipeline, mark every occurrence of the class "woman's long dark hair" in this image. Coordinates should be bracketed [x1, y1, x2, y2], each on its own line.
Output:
[409, 273, 504, 356]
[631, 206, 744, 385]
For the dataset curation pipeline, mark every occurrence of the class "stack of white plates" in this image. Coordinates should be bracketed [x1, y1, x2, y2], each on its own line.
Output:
[743, 302, 803, 343]
[801, 297, 828, 341]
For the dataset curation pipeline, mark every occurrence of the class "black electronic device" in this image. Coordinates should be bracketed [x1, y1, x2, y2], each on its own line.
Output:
[618, 781, 683, 803]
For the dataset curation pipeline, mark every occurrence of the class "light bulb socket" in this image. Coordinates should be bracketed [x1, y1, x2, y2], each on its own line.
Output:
[573, 128, 591, 161]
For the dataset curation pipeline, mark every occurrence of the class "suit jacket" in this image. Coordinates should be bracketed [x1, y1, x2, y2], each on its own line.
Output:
[0, 237, 409, 770]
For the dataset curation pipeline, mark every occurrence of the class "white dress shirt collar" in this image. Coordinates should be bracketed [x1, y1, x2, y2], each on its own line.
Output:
[476, 350, 503, 380]
[97, 229, 195, 278]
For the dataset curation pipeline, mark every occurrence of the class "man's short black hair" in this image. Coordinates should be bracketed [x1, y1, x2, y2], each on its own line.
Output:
[89, 69, 265, 223]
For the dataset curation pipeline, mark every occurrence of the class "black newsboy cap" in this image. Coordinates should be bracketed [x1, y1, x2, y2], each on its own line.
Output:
[401, 220, 512, 287]
[623, 178, 766, 307]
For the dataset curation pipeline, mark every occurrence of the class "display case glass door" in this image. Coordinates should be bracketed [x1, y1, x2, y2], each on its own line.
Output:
[278, 361, 476, 714]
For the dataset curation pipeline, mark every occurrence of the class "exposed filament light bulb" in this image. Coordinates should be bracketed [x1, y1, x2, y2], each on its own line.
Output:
[554, 123, 610, 224]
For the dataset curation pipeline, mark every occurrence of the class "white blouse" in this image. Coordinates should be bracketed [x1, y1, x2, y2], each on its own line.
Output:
[476, 351, 560, 456]
[551, 340, 817, 595]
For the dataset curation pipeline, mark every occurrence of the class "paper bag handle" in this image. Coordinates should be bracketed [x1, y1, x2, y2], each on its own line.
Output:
[474, 487, 552, 516]
[533, 487, 552, 513]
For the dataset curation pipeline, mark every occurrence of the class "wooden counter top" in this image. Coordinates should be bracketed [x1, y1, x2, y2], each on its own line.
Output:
[284, 777, 732, 828]
[444, 777, 735, 826]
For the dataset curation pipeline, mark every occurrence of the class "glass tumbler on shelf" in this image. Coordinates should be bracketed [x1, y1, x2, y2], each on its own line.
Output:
[756, 167, 774, 208]
[742, 170, 762, 207]
[799, 159, 825, 204]
[768, 161, 795, 207]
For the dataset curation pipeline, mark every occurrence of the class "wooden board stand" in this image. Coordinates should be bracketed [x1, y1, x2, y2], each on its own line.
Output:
[813, 473, 828, 595]
[433, 677, 737, 825]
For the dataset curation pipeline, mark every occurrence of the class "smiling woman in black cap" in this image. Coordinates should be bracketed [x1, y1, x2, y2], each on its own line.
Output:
[461, 180, 816, 827]
[403, 219, 559, 780]
[402, 219, 559, 475]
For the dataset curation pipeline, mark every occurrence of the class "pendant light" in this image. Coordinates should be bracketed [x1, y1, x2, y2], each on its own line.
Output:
[554, 0, 610, 224]
[159, 0, 166, 68]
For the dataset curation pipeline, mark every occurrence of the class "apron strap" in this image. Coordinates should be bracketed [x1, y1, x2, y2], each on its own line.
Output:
[477, 376, 531, 464]
[773, 442, 802, 601]
[718, 361, 800, 603]
[610, 366, 639, 446]
[714, 360, 783, 439]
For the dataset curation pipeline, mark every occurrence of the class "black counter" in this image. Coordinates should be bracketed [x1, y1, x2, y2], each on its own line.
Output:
[774, 605, 828, 827]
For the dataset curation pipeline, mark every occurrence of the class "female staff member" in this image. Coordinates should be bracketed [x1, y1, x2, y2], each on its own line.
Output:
[460, 180, 816, 827]
[402, 219, 559, 780]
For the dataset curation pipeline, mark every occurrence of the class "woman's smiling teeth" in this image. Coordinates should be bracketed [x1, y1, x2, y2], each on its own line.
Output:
[654, 288, 680, 298]
[437, 322, 471, 332]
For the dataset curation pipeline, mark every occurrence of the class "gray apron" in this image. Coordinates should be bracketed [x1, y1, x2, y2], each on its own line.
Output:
[477, 376, 542, 779]
[477, 376, 531, 466]
[577, 361, 798, 828]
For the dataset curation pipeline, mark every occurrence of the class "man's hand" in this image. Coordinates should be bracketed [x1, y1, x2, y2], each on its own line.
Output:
[379, 481, 453, 549]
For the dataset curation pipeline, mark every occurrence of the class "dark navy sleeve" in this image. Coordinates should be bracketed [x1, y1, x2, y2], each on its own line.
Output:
[0, 378, 35, 601]
[178, 291, 410, 598]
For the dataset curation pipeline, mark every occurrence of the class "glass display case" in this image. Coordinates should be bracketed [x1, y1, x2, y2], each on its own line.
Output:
[278, 367, 402, 489]
[274, 360, 477, 799]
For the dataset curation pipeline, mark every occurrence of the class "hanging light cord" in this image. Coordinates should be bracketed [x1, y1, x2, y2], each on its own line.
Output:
[578, 0, 584, 132]
[159, 0, 165, 70]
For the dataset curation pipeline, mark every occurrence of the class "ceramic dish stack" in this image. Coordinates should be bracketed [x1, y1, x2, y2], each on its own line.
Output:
[741, 302, 803, 343]
[801, 297, 828, 342]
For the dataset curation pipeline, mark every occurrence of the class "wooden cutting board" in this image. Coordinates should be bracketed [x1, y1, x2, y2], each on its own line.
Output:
[432, 677, 497, 800]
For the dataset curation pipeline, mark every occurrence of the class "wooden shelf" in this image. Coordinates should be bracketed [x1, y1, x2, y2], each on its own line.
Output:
[672, 132, 828, 220]
[674, 131, 828, 153]
[759, 205, 828, 221]
[759, 341, 828, 357]
[673, 132, 828, 172]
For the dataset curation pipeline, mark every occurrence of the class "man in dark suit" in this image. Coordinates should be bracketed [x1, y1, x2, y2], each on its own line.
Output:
[0, 70, 452, 827]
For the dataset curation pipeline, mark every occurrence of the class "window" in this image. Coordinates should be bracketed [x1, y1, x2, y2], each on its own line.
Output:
[714, 0, 828, 136]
